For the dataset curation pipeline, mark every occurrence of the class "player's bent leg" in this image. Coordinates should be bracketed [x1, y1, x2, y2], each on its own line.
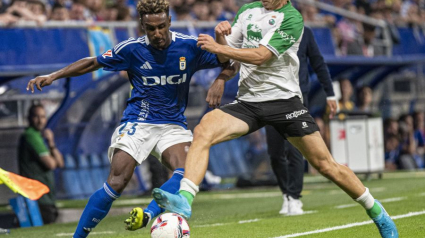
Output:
[288, 132, 398, 237]
[127, 142, 190, 230]
[74, 149, 137, 238]
[107, 149, 139, 193]
[153, 109, 249, 218]
[185, 109, 249, 185]
[287, 132, 365, 198]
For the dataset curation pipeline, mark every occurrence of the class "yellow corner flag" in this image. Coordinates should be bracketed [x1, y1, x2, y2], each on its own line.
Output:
[0, 168, 50, 200]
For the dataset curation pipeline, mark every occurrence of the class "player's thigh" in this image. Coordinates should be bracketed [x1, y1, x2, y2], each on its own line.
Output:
[161, 142, 191, 170]
[152, 124, 193, 170]
[109, 148, 138, 180]
[287, 131, 333, 168]
[196, 109, 250, 145]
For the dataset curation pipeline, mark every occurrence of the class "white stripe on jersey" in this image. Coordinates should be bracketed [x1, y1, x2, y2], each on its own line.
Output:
[113, 37, 135, 51]
[174, 32, 197, 40]
[175, 36, 198, 41]
[115, 40, 139, 54]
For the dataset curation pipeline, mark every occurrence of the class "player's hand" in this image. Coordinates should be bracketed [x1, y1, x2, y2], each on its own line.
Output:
[197, 34, 220, 53]
[215, 21, 232, 36]
[27, 75, 54, 93]
[206, 79, 225, 108]
[43, 128, 55, 144]
[327, 99, 338, 119]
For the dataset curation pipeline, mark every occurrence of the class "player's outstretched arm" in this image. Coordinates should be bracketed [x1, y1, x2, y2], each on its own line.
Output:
[198, 34, 273, 66]
[27, 57, 102, 93]
[206, 61, 240, 108]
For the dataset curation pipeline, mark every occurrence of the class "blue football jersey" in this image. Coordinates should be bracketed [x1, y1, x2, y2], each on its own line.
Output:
[97, 31, 221, 128]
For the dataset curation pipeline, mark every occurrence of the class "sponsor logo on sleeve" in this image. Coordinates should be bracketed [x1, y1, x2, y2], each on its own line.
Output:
[102, 50, 113, 58]
[276, 29, 296, 44]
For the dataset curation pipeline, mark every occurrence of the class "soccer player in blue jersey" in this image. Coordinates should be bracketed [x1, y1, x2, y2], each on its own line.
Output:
[26, 0, 235, 237]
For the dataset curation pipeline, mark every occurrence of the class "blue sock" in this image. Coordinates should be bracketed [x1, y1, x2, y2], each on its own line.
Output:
[145, 168, 184, 218]
[73, 183, 120, 238]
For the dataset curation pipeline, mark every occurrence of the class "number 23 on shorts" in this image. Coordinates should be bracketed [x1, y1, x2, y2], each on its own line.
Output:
[118, 122, 138, 135]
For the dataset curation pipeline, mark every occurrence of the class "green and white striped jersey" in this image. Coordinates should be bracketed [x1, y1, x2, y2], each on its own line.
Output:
[226, 1, 304, 102]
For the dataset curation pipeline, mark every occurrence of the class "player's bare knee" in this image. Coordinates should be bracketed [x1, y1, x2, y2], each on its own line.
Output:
[193, 124, 214, 145]
[107, 169, 131, 193]
[166, 154, 186, 170]
[107, 175, 129, 193]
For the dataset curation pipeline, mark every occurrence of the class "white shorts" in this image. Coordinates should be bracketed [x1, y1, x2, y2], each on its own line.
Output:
[108, 122, 193, 164]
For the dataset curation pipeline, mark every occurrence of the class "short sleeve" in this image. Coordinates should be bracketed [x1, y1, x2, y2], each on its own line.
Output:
[196, 47, 221, 70]
[96, 38, 134, 71]
[24, 131, 49, 157]
[260, 11, 304, 56]
[225, 5, 249, 49]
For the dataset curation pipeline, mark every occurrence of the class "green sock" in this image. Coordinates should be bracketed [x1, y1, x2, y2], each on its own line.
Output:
[179, 191, 194, 206]
[366, 202, 382, 219]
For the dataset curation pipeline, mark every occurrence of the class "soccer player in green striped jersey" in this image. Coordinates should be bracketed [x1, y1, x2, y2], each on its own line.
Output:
[153, 1, 399, 237]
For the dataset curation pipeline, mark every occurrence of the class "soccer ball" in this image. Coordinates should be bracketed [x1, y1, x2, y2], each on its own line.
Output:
[151, 213, 190, 238]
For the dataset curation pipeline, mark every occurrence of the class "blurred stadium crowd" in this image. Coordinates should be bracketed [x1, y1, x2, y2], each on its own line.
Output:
[1, 0, 425, 56]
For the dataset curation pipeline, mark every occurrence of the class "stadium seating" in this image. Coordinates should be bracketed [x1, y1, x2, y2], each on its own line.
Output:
[77, 154, 98, 196]
[62, 154, 85, 199]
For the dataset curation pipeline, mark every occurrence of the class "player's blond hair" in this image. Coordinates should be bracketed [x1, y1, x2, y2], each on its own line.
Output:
[137, 0, 169, 18]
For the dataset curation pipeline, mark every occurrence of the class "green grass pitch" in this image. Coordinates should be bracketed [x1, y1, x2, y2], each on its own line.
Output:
[7, 171, 425, 237]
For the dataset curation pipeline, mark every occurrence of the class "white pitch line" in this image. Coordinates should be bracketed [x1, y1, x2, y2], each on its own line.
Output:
[380, 197, 407, 202]
[56, 231, 115, 236]
[239, 219, 260, 224]
[335, 204, 357, 209]
[272, 210, 425, 238]
[335, 197, 406, 209]
[194, 223, 226, 228]
[195, 219, 261, 228]
[285, 211, 317, 216]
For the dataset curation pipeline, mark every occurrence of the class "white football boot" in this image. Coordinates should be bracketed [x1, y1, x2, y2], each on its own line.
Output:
[279, 194, 289, 214]
[287, 195, 304, 215]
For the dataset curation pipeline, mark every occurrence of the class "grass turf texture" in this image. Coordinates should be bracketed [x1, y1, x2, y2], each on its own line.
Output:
[7, 171, 425, 237]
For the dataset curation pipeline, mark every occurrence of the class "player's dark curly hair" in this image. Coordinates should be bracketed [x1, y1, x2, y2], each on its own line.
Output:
[137, 0, 169, 18]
